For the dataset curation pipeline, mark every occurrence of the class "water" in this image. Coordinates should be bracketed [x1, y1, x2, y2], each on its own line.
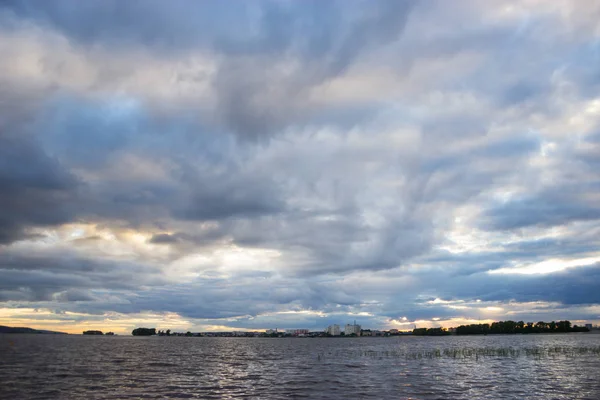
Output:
[1, 334, 599, 399]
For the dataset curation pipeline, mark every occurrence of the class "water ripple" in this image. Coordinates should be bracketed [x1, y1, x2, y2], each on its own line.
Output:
[1, 334, 600, 399]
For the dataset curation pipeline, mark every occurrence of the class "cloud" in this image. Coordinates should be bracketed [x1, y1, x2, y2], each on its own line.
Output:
[1, 0, 600, 331]
[479, 135, 600, 230]
[3, 0, 416, 140]
[0, 133, 80, 244]
[482, 194, 600, 230]
[0, 247, 165, 302]
[149, 234, 180, 245]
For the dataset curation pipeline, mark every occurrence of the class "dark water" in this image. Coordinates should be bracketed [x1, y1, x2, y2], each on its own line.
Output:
[1, 334, 599, 399]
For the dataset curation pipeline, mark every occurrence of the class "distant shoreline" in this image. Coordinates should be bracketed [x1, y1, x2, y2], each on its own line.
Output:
[0, 325, 67, 335]
[1, 331, 597, 337]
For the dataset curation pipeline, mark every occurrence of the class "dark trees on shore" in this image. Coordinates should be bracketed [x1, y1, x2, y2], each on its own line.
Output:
[455, 320, 588, 335]
[132, 327, 156, 336]
[413, 327, 451, 336]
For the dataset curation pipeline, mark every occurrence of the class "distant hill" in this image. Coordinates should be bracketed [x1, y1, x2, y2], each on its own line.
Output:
[0, 325, 68, 334]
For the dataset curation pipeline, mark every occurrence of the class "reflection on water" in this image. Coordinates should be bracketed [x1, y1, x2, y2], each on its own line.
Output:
[1, 334, 599, 399]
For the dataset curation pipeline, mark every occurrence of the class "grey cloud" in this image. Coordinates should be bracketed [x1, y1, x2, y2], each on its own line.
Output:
[478, 130, 600, 232]
[0, 133, 80, 244]
[481, 189, 600, 231]
[123, 281, 287, 320]
[560, 49, 600, 100]
[21, 94, 443, 277]
[575, 130, 600, 170]
[0, 89, 290, 244]
[500, 82, 550, 107]
[2, 0, 418, 140]
[173, 174, 285, 221]
[2, 0, 414, 58]
[411, 263, 600, 307]
[52, 289, 97, 302]
[368, 265, 600, 325]
[56, 272, 366, 322]
[1, 0, 239, 52]
[210, 0, 415, 139]
[39, 95, 142, 168]
[148, 227, 229, 249]
[423, 226, 600, 278]
[421, 134, 541, 178]
[149, 233, 180, 244]
[0, 269, 94, 301]
[0, 250, 165, 302]
[479, 266, 600, 306]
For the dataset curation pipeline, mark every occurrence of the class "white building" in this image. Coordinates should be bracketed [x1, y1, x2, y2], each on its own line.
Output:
[286, 329, 310, 336]
[345, 322, 361, 336]
[326, 324, 341, 336]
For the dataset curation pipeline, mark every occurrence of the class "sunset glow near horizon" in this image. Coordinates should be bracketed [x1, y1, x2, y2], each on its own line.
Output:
[1, 0, 600, 335]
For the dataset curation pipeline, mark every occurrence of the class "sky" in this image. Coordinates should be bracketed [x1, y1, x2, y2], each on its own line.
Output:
[1, 0, 600, 335]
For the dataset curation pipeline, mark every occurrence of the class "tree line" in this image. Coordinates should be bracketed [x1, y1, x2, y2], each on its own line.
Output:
[132, 327, 156, 336]
[412, 320, 590, 336]
[454, 320, 589, 335]
[412, 327, 450, 336]
[132, 327, 194, 336]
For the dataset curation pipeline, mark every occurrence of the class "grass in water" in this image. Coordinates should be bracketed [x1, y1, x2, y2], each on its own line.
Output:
[317, 346, 600, 360]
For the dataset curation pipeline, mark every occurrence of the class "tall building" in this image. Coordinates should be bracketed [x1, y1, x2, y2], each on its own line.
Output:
[326, 324, 340, 336]
[345, 321, 361, 336]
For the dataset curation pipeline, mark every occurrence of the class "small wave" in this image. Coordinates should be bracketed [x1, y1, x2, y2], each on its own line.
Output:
[146, 362, 177, 367]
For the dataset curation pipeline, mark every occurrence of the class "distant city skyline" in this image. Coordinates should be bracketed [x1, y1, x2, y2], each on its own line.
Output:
[1, 0, 600, 335]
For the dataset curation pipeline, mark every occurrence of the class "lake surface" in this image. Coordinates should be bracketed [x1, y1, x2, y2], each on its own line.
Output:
[1, 334, 599, 399]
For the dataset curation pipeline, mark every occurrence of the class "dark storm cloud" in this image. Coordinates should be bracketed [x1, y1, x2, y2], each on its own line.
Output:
[396, 259, 600, 308]
[86, 275, 366, 321]
[173, 174, 284, 221]
[481, 184, 600, 231]
[0, 250, 166, 302]
[0, 134, 80, 244]
[0, 89, 289, 245]
[19, 91, 437, 277]
[502, 237, 599, 258]
[366, 264, 600, 325]
[127, 260, 600, 324]
[463, 266, 600, 306]
[149, 233, 180, 245]
[51, 289, 97, 302]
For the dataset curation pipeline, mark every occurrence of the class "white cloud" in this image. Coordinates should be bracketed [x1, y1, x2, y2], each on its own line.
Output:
[1, 0, 600, 330]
